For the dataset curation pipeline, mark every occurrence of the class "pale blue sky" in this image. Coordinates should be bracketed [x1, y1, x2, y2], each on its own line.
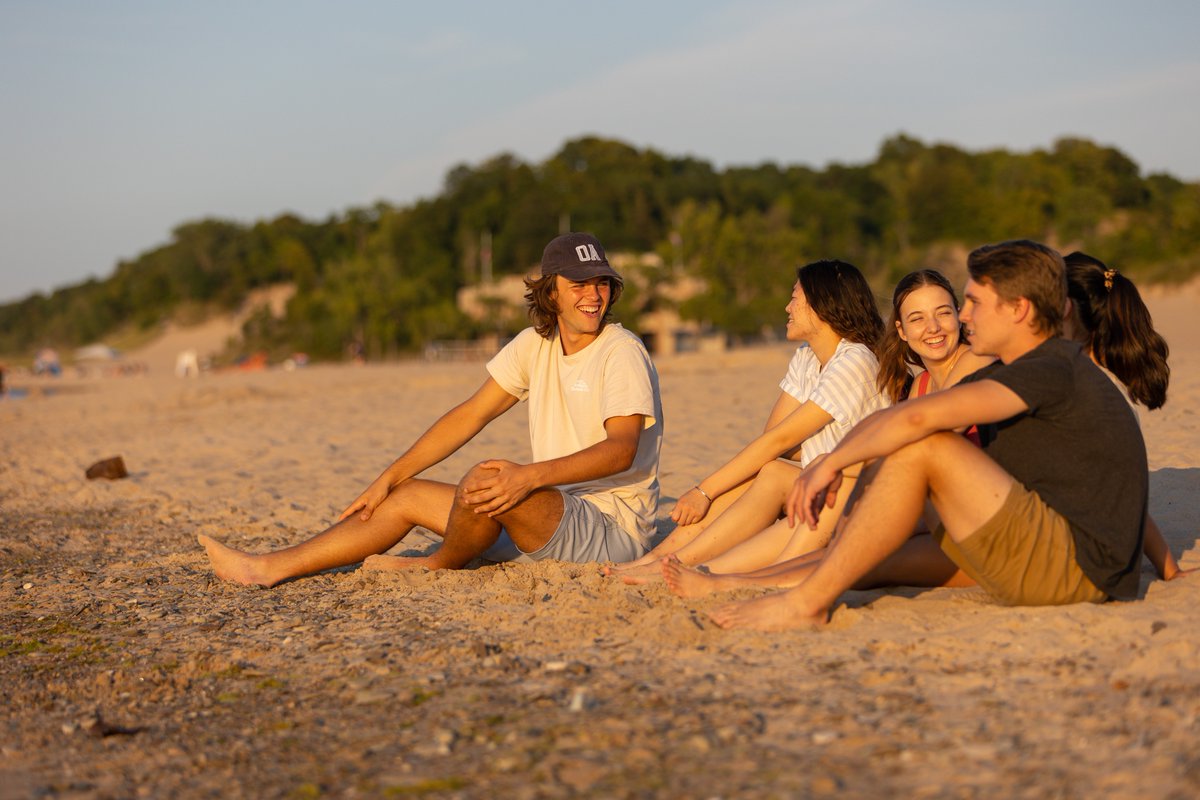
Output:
[3, 0, 1199, 302]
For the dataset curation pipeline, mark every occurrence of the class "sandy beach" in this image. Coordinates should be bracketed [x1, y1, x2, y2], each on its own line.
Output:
[2, 288, 1199, 799]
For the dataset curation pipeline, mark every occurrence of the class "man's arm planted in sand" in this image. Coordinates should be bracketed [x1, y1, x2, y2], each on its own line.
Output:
[462, 413, 645, 517]
[787, 379, 1028, 529]
[339, 378, 519, 522]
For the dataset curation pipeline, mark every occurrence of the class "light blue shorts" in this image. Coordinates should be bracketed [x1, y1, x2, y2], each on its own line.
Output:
[481, 491, 646, 564]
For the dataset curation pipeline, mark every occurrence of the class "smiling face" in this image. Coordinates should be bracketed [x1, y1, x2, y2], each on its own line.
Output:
[784, 281, 820, 342]
[553, 275, 612, 352]
[896, 284, 962, 367]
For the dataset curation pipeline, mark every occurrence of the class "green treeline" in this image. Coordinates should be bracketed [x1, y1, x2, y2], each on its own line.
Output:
[3, 134, 1199, 360]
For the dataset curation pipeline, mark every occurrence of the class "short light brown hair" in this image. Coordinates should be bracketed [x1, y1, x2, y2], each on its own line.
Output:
[523, 274, 623, 339]
[967, 240, 1066, 336]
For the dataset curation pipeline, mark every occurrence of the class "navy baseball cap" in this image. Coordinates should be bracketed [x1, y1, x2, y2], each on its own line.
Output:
[539, 232, 622, 283]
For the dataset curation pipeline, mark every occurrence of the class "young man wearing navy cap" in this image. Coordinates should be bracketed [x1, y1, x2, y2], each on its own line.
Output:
[200, 232, 662, 586]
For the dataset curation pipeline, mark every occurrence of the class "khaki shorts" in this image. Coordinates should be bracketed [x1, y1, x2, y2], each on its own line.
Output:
[933, 481, 1107, 606]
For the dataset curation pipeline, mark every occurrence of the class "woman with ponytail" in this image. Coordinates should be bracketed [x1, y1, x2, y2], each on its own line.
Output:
[1064, 252, 1169, 409]
[1064, 252, 1186, 581]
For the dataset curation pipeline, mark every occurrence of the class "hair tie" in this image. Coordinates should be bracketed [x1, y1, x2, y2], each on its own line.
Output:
[1103, 268, 1116, 291]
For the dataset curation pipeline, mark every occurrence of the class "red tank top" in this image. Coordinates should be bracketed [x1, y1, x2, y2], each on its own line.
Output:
[915, 371, 981, 447]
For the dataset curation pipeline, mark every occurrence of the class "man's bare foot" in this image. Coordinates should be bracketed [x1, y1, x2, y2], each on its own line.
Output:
[362, 554, 434, 571]
[661, 555, 726, 599]
[707, 590, 829, 631]
[198, 534, 278, 587]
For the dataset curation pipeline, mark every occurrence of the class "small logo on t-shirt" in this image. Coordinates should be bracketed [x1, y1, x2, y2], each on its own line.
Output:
[570, 379, 590, 392]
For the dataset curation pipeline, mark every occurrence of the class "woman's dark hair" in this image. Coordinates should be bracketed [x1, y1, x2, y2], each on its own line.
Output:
[796, 259, 884, 353]
[875, 270, 962, 403]
[1064, 252, 1169, 409]
[523, 274, 623, 339]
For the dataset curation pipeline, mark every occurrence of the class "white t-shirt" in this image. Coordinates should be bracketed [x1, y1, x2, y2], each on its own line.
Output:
[487, 324, 662, 547]
[778, 339, 889, 466]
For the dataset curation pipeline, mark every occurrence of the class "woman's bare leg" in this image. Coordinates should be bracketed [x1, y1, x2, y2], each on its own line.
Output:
[665, 532, 971, 600]
[607, 482, 751, 573]
[618, 461, 799, 583]
[700, 472, 859, 575]
[857, 533, 972, 588]
[663, 460, 802, 564]
[663, 549, 826, 598]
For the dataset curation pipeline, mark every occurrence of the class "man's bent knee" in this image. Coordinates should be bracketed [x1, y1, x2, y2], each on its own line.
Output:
[886, 431, 969, 470]
[455, 462, 496, 502]
[461, 461, 498, 485]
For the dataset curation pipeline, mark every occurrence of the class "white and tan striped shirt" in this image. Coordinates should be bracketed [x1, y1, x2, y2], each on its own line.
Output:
[779, 339, 889, 466]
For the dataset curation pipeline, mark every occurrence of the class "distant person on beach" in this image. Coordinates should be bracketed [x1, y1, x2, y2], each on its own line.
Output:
[663, 269, 994, 597]
[200, 232, 662, 586]
[175, 349, 200, 378]
[33, 348, 61, 377]
[709, 240, 1150, 631]
[609, 260, 888, 584]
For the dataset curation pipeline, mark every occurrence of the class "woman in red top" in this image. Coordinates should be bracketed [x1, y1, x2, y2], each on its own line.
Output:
[875, 269, 992, 443]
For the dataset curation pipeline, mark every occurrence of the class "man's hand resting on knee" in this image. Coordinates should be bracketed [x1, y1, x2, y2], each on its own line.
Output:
[462, 460, 540, 517]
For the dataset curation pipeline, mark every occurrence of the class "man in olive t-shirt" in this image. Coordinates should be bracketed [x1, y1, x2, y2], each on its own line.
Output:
[709, 240, 1147, 631]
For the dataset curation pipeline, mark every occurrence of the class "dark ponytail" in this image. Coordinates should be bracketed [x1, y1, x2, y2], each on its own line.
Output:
[1064, 252, 1169, 409]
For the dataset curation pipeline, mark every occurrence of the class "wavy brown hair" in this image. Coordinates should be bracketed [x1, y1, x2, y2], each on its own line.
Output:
[523, 274, 623, 339]
[875, 270, 962, 403]
[796, 259, 884, 351]
[1064, 252, 1169, 409]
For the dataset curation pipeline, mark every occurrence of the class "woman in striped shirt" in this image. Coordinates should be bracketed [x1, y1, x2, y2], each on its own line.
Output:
[612, 259, 888, 583]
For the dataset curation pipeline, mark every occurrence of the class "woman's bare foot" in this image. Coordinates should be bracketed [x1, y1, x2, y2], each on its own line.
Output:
[198, 534, 279, 587]
[615, 561, 667, 585]
[362, 554, 434, 571]
[606, 519, 711, 575]
[707, 590, 829, 631]
[605, 547, 673, 575]
[661, 555, 728, 598]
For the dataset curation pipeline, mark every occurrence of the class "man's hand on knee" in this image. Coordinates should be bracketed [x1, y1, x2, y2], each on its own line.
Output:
[461, 459, 539, 517]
